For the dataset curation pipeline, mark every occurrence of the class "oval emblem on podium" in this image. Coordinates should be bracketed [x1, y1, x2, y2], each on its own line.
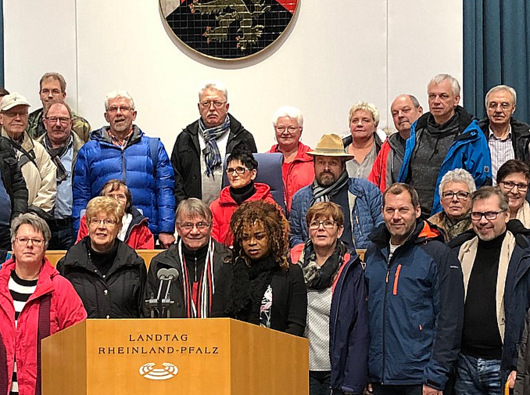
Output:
[160, 0, 300, 60]
[139, 362, 178, 380]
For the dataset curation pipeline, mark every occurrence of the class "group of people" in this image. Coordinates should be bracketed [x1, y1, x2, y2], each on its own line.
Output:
[1, 71, 530, 395]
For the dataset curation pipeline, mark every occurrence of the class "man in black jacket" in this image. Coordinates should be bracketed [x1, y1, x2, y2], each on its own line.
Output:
[0, 136, 28, 251]
[171, 81, 257, 206]
[145, 198, 230, 318]
[478, 85, 530, 182]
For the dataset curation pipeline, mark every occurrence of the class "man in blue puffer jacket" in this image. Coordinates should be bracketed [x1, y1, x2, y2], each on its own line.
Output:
[73, 90, 176, 247]
[365, 183, 464, 394]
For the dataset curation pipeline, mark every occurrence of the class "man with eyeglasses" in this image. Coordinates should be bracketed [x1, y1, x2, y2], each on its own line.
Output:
[398, 74, 491, 218]
[290, 134, 383, 250]
[479, 85, 530, 183]
[145, 198, 231, 318]
[0, 93, 57, 219]
[26, 72, 91, 142]
[428, 169, 476, 242]
[171, 81, 257, 206]
[73, 90, 176, 248]
[34, 102, 84, 250]
[365, 183, 463, 395]
[450, 186, 530, 393]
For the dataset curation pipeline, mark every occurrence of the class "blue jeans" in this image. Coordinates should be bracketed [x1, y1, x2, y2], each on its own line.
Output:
[455, 353, 502, 395]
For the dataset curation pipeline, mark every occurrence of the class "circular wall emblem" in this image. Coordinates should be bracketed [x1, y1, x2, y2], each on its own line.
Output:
[139, 362, 178, 380]
[160, 0, 300, 60]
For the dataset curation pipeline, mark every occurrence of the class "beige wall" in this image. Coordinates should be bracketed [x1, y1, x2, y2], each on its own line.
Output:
[4, 0, 463, 153]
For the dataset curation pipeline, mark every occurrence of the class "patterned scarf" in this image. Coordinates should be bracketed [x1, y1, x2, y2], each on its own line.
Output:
[198, 115, 230, 177]
[42, 134, 71, 183]
[177, 239, 216, 318]
[311, 170, 349, 205]
[297, 240, 347, 289]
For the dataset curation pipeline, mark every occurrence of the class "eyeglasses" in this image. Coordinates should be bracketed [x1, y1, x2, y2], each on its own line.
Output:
[46, 116, 71, 125]
[199, 101, 226, 108]
[309, 220, 336, 229]
[470, 210, 506, 221]
[500, 181, 528, 192]
[107, 106, 133, 113]
[226, 166, 248, 175]
[441, 191, 470, 201]
[177, 222, 210, 231]
[2, 110, 28, 118]
[275, 126, 300, 133]
[88, 218, 118, 226]
[488, 102, 513, 111]
[16, 237, 45, 246]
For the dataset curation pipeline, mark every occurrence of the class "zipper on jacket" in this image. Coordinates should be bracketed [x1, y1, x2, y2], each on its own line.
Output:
[121, 150, 127, 181]
[381, 253, 392, 384]
[393, 264, 402, 295]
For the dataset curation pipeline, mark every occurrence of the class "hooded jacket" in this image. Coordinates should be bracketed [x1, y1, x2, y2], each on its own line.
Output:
[0, 259, 87, 395]
[171, 113, 257, 205]
[268, 142, 314, 212]
[365, 220, 464, 390]
[72, 125, 175, 235]
[210, 182, 277, 246]
[398, 106, 492, 216]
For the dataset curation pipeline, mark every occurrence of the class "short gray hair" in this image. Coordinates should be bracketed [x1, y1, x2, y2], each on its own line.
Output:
[176, 198, 213, 224]
[485, 85, 517, 108]
[429, 74, 461, 96]
[11, 213, 52, 247]
[104, 90, 135, 111]
[272, 106, 304, 128]
[44, 102, 72, 118]
[349, 101, 380, 127]
[439, 168, 476, 197]
[198, 81, 228, 102]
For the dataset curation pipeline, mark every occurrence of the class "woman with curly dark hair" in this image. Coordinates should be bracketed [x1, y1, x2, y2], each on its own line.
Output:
[212, 200, 307, 335]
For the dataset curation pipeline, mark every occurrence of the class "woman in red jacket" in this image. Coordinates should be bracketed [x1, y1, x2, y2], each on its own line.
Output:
[268, 106, 314, 211]
[210, 148, 277, 246]
[0, 213, 86, 394]
[76, 179, 154, 249]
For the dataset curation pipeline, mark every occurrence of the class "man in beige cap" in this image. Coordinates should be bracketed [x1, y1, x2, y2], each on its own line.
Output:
[0, 93, 56, 217]
[289, 133, 383, 249]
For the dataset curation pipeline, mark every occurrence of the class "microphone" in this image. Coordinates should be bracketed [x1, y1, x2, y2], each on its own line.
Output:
[145, 268, 180, 318]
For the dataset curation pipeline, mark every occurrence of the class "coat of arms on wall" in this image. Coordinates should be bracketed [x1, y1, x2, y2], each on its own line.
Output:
[160, 0, 299, 60]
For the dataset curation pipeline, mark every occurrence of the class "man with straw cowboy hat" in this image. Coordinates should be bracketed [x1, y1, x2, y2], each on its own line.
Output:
[289, 133, 383, 250]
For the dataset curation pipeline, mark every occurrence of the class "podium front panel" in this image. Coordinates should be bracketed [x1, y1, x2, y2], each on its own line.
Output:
[42, 318, 308, 394]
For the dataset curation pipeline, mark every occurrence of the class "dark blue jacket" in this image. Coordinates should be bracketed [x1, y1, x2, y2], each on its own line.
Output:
[330, 252, 369, 394]
[72, 126, 175, 235]
[365, 220, 464, 390]
[398, 106, 491, 216]
[450, 221, 530, 379]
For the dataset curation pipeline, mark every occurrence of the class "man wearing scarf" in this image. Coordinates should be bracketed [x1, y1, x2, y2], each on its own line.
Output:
[37, 102, 84, 249]
[171, 81, 257, 206]
[145, 198, 231, 318]
[290, 134, 383, 250]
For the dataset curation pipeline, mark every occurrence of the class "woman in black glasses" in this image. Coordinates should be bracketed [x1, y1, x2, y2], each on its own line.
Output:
[497, 159, 530, 227]
[428, 168, 476, 241]
[210, 147, 277, 246]
[57, 196, 146, 318]
[291, 201, 368, 395]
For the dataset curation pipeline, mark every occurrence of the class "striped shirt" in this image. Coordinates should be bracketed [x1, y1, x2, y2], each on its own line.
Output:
[8, 271, 37, 395]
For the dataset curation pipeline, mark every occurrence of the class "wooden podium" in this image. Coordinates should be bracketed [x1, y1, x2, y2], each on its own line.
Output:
[41, 318, 309, 394]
